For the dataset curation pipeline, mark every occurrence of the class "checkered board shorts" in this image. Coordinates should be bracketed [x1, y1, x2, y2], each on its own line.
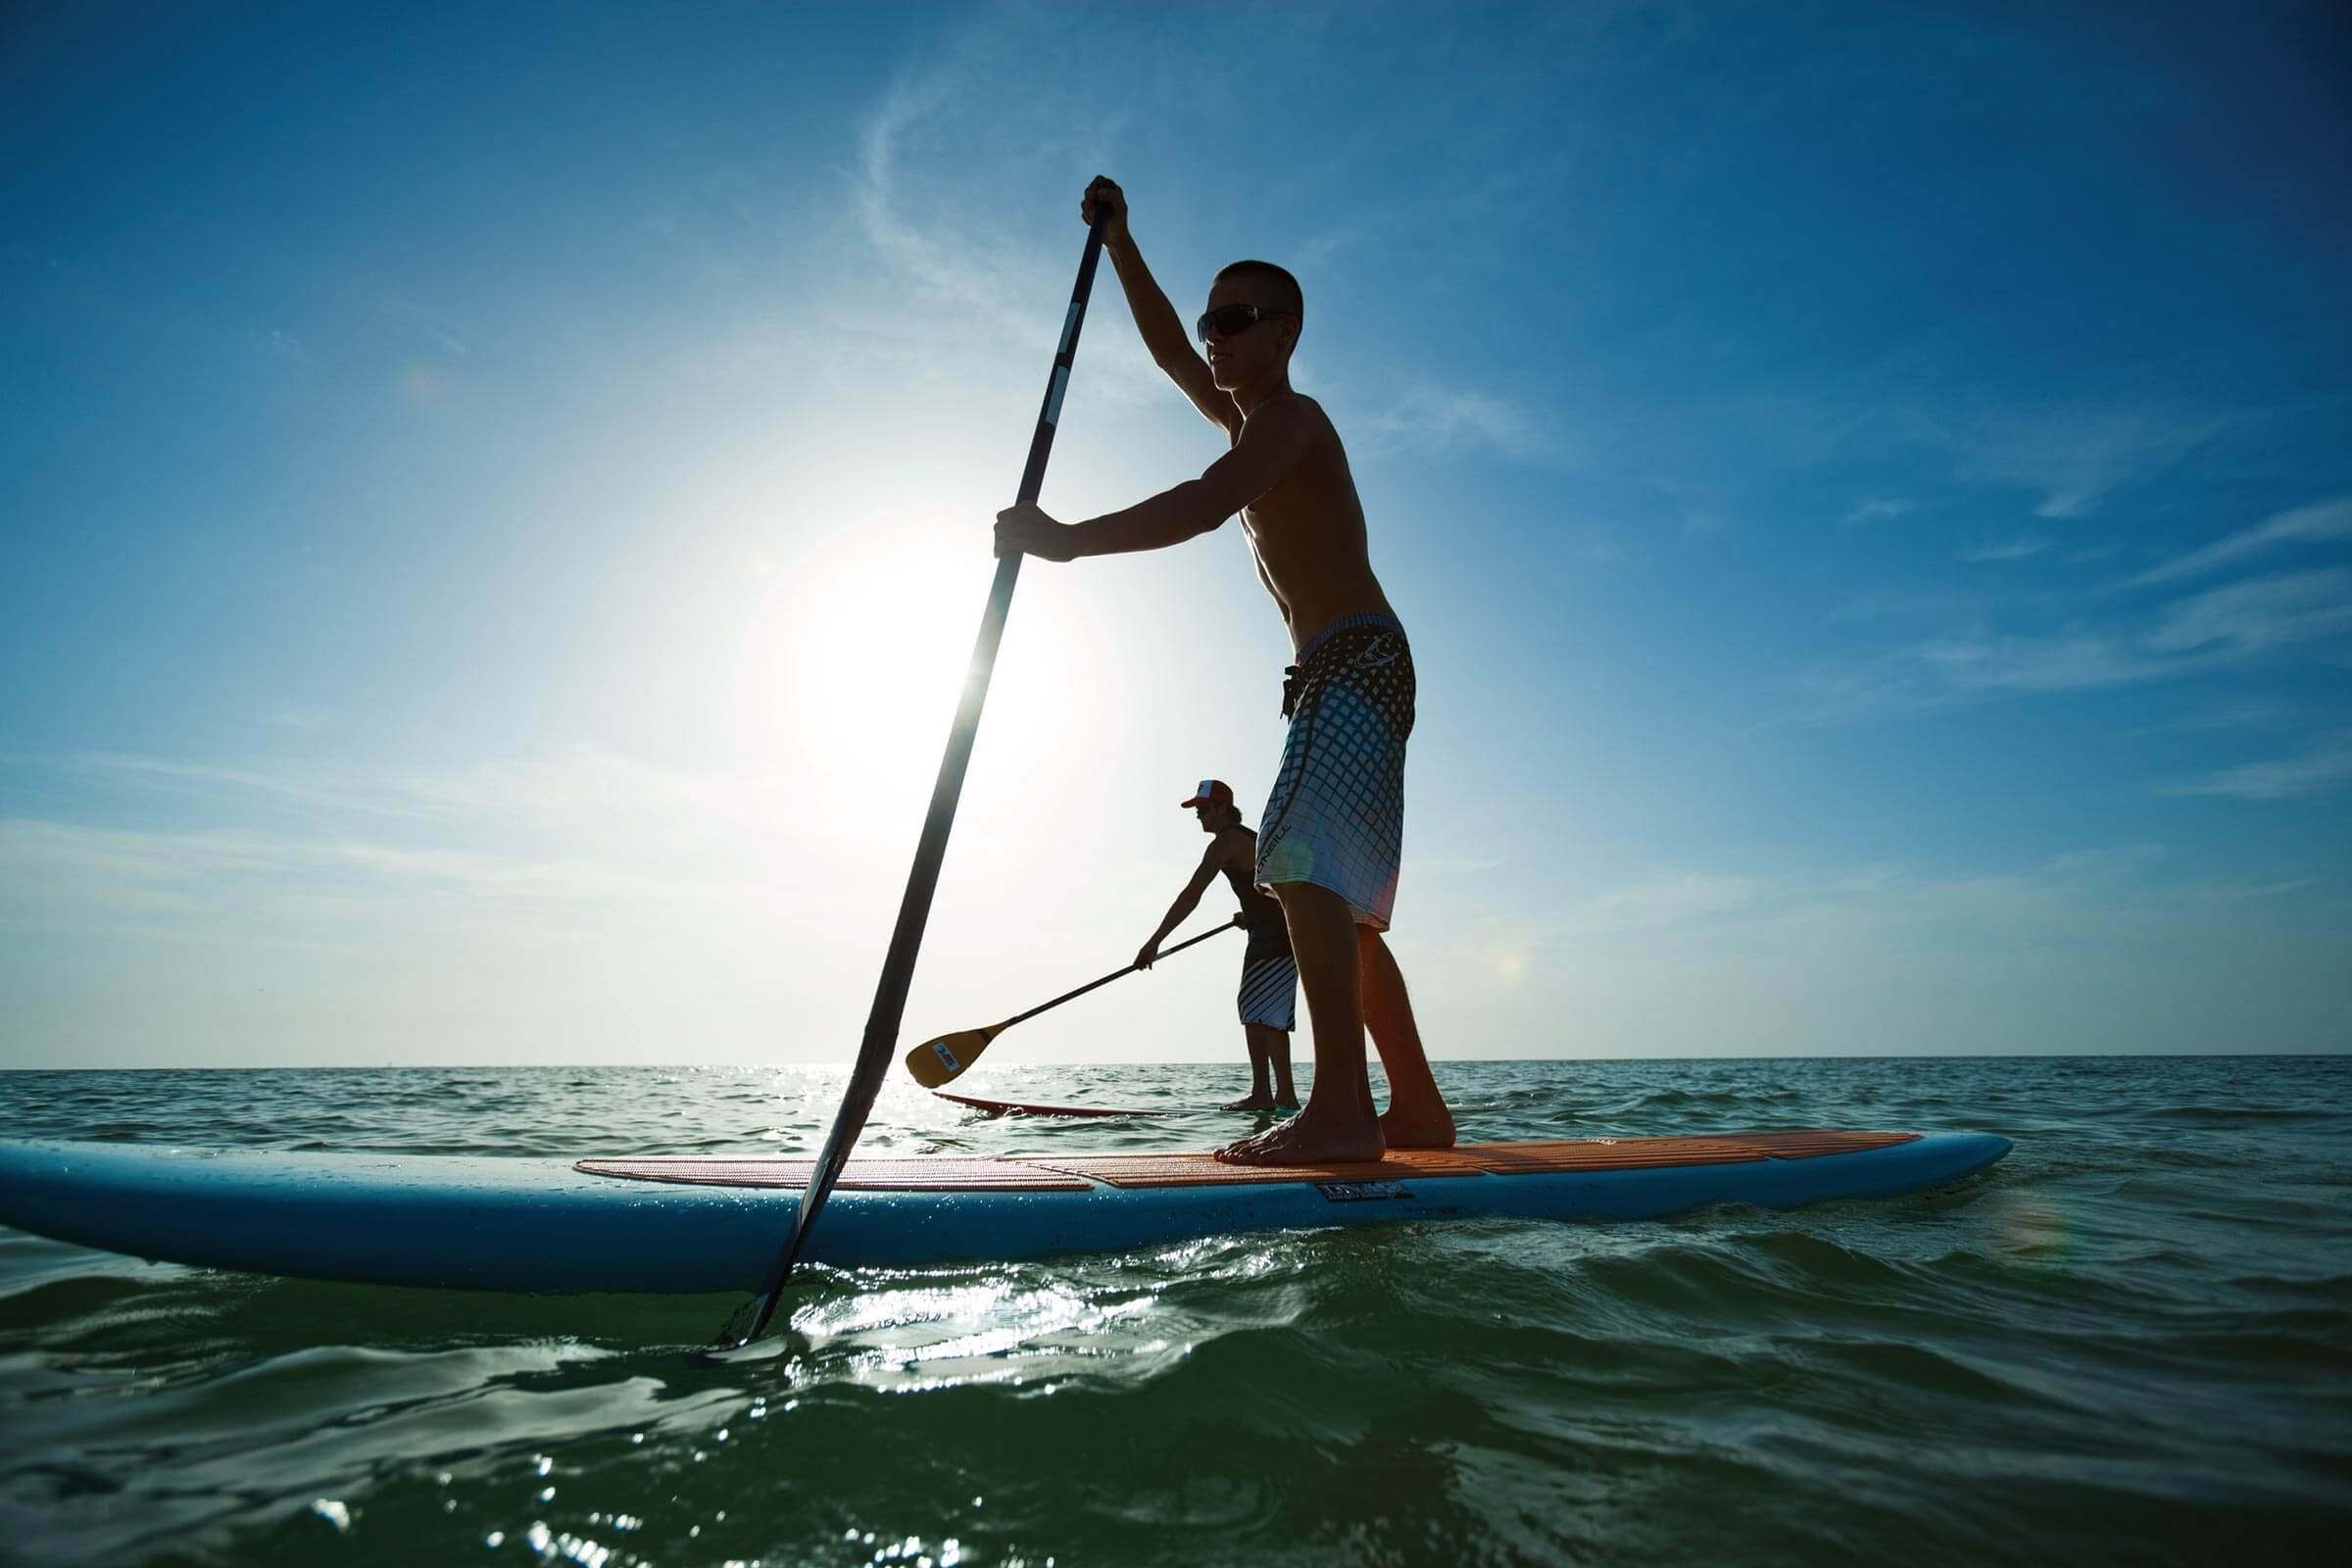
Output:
[1256, 614, 1415, 931]
[1238, 955, 1298, 1031]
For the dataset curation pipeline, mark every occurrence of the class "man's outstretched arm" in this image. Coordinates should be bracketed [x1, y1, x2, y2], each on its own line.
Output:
[1086, 176, 1239, 436]
[997, 397, 1314, 561]
[1137, 848, 1223, 968]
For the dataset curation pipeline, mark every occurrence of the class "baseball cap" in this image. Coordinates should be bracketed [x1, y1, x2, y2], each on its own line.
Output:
[1178, 778, 1235, 809]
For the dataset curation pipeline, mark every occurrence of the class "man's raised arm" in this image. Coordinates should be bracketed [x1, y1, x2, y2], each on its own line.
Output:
[1086, 176, 1239, 436]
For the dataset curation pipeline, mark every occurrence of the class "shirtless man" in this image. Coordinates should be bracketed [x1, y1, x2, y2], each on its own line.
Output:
[995, 176, 1455, 1165]
[1137, 778, 1300, 1112]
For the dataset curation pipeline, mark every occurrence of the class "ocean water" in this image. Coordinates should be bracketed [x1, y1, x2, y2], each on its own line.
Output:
[0, 1055, 2344, 1567]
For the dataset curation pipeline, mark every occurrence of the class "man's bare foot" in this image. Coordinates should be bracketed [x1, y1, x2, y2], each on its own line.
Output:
[1379, 1102, 1456, 1149]
[1222, 1093, 1278, 1112]
[1213, 1108, 1384, 1165]
[1276, 1095, 1301, 1111]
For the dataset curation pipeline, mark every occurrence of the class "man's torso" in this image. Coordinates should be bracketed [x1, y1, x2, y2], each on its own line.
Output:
[1214, 826, 1291, 955]
[1233, 394, 1394, 648]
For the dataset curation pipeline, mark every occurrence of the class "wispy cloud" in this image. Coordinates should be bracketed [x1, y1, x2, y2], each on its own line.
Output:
[838, 62, 1181, 414]
[2129, 697, 2311, 734]
[1803, 631, 2172, 722]
[1908, 630, 2179, 694]
[854, 71, 1016, 320]
[2159, 729, 2352, 801]
[1571, 528, 1627, 564]
[1839, 497, 1918, 528]
[1959, 537, 2050, 564]
[844, 39, 1554, 454]
[2143, 568, 2352, 655]
[64, 748, 780, 841]
[1930, 404, 2234, 519]
[1556, 872, 1760, 935]
[1806, 565, 2352, 720]
[1356, 383, 1550, 463]
[260, 707, 335, 733]
[0, 748, 835, 948]
[1463, 847, 2329, 968]
[0, 816, 740, 925]
[1444, 847, 2346, 1056]
[2043, 844, 2168, 880]
[58, 751, 432, 830]
[385, 297, 470, 359]
[2125, 495, 2352, 589]
[2179, 876, 2322, 902]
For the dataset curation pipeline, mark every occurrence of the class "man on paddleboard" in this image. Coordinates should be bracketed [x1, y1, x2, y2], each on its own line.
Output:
[1137, 778, 1300, 1113]
[996, 176, 1455, 1165]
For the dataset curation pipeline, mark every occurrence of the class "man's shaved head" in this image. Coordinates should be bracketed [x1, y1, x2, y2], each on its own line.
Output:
[1213, 260, 1303, 334]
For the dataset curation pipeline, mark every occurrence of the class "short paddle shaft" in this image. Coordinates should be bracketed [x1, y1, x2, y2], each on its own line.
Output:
[990, 916, 1243, 1036]
[723, 211, 1114, 1348]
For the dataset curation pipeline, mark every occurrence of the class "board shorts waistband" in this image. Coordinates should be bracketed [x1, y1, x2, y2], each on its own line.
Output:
[1282, 613, 1409, 719]
[1296, 612, 1406, 663]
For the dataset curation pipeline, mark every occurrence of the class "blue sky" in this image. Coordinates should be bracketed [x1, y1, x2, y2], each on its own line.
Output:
[3, 2, 2346, 1067]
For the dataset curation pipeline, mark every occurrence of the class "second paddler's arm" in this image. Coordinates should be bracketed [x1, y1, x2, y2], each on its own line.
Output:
[1137, 850, 1222, 969]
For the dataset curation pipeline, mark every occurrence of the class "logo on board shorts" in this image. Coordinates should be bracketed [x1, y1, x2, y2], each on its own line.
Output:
[1351, 633, 1402, 668]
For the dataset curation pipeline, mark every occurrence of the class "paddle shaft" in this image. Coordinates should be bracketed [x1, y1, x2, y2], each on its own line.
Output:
[990, 916, 1242, 1036]
[721, 211, 1114, 1348]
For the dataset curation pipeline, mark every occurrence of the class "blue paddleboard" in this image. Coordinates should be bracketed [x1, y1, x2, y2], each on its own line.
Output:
[0, 1130, 2008, 1295]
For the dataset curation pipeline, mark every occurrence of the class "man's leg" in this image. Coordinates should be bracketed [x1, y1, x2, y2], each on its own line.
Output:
[1223, 1028, 1277, 1111]
[1359, 930, 1453, 1147]
[1234, 1024, 1298, 1108]
[1258, 1024, 1300, 1107]
[1216, 882, 1381, 1163]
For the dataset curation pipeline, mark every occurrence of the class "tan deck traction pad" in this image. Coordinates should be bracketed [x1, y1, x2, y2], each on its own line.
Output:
[574, 1156, 1090, 1192]
[1463, 1138, 1765, 1174]
[1464, 1129, 1918, 1175]
[579, 1131, 1918, 1193]
[1717, 1129, 1919, 1159]
[1020, 1132, 1921, 1189]
[1016, 1148, 1491, 1189]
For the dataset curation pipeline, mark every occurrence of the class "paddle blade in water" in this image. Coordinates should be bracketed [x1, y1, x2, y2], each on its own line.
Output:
[905, 1027, 995, 1088]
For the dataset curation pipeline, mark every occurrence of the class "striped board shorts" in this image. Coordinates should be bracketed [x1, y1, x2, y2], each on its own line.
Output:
[1256, 613, 1416, 931]
[1238, 955, 1298, 1032]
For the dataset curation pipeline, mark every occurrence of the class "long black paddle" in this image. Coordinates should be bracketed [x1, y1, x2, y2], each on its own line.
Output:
[905, 915, 1242, 1088]
[714, 209, 1114, 1349]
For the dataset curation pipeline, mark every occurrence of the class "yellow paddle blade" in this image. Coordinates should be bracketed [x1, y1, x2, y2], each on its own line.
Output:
[904, 1027, 996, 1088]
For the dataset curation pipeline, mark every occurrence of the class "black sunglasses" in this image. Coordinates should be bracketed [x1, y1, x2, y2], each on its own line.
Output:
[1196, 303, 1296, 341]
